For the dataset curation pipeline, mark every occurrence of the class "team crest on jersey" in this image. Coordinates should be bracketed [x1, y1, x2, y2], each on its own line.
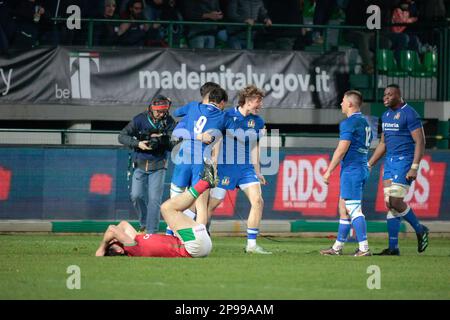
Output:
[248, 119, 255, 128]
[221, 177, 230, 186]
[394, 113, 401, 120]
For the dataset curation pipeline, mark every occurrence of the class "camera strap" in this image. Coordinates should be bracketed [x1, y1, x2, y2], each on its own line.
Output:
[146, 113, 161, 130]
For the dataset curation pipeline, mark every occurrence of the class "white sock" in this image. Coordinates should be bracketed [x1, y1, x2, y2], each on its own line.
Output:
[332, 240, 344, 251]
[359, 240, 369, 252]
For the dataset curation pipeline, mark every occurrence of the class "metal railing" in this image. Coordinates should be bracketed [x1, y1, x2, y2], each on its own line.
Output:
[47, 17, 450, 102]
[0, 129, 447, 149]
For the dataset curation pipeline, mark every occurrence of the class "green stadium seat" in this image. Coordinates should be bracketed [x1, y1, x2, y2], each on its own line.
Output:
[400, 50, 436, 77]
[423, 50, 438, 76]
[399, 50, 416, 74]
[377, 49, 407, 76]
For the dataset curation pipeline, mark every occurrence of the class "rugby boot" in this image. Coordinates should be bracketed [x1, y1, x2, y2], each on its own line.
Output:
[416, 225, 429, 253]
[374, 248, 400, 256]
[319, 247, 342, 256]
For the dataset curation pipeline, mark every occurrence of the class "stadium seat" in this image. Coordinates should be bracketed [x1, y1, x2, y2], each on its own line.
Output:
[423, 50, 438, 76]
[377, 49, 407, 76]
[400, 50, 437, 77]
[399, 49, 433, 77]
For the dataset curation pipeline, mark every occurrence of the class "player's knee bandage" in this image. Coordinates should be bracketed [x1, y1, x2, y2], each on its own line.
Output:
[383, 187, 391, 203]
[170, 183, 186, 198]
[384, 183, 409, 199]
[210, 187, 226, 200]
[345, 200, 364, 221]
[387, 205, 410, 219]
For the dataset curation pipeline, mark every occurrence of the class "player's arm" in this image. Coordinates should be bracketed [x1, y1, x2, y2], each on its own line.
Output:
[211, 135, 222, 166]
[173, 103, 194, 118]
[118, 120, 151, 151]
[323, 140, 351, 184]
[250, 138, 266, 185]
[368, 133, 386, 169]
[95, 225, 135, 257]
[406, 127, 426, 180]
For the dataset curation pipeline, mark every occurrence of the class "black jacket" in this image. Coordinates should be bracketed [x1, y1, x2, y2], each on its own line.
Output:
[118, 111, 177, 162]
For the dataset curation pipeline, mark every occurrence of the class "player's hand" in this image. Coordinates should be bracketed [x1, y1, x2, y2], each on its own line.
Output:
[257, 174, 267, 185]
[198, 132, 215, 144]
[322, 171, 331, 185]
[95, 247, 105, 257]
[138, 141, 151, 150]
[406, 168, 418, 181]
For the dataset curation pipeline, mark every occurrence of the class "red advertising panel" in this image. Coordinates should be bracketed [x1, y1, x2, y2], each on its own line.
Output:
[273, 155, 340, 217]
[0, 166, 12, 201]
[213, 190, 238, 217]
[89, 173, 113, 195]
[375, 156, 446, 218]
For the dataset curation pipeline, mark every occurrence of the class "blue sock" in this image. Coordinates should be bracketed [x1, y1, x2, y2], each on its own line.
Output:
[351, 216, 368, 242]
[387, 217, 401, 249]
[337, 219, 351, 242]
[402, 207, 423, 233]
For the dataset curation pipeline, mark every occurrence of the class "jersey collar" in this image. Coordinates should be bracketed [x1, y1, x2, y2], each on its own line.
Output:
[349, 112, 362, 118]
[204, 103, 221, 111]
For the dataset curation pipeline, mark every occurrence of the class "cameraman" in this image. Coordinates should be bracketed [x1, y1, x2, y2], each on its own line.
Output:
[118, 95, 176, 234]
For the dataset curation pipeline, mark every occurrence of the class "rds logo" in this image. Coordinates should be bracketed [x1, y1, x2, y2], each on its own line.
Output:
[273, 155, 339, 216]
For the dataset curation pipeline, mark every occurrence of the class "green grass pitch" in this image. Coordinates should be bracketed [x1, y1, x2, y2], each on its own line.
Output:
[0, 234, 449, 300]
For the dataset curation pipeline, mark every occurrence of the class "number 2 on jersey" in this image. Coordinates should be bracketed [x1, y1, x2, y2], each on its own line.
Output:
[194, 116, 208, 134]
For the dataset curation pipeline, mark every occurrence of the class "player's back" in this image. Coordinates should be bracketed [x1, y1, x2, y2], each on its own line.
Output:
[124, 234, 191, 258]
[178, 103, 227, 162]
[172, 101, 199, 137]
[340, 113, 372, 169]
[184, 103, 226, 137]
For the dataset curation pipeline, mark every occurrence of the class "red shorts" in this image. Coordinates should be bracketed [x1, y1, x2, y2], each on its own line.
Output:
[124, 234, 191, 258]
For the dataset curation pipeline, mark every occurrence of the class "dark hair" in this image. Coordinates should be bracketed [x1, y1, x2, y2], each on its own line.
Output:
[104, 242, 125, 256]
[200, 82, 221, 98]
[149, 94, 171, 112]
[386, 83, 401, 91]
[344, 90, 363, 106]
[128, 0, 143, 9]
[208, 87, 228, 104]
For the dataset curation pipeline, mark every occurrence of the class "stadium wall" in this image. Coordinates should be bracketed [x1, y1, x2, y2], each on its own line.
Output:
[0, 146, 448, 222]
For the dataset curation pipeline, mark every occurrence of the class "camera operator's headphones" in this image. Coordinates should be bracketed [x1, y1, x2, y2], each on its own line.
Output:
[148, 95, 172, 116]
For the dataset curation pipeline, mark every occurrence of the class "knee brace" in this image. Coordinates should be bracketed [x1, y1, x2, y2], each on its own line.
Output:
[385, 183, 409, 199]
[170, 183, 186, 198]
[345, 200, 364, 222]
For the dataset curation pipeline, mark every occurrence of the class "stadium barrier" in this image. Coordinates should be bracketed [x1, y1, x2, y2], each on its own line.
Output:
[0, 146, 448, 226]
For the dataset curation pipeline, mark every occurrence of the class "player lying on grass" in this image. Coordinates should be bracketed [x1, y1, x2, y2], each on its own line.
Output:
[95, 160, 217, 258]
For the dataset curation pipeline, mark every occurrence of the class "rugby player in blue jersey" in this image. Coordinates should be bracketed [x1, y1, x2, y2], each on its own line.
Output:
[368, 84, 429, 255]
[171, 87, 235, 227]
[166, 82, 222, 235]
[207, 85, 271, 254]
[320, 90, 372, 256]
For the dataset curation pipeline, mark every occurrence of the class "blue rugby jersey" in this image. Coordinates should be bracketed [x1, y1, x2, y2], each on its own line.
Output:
[381, 103, 422, 157]
[339, 112, 372, 169]
[220, 107, 265, 166]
